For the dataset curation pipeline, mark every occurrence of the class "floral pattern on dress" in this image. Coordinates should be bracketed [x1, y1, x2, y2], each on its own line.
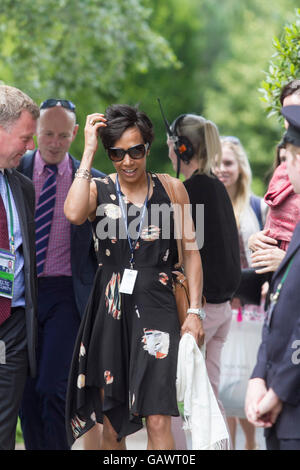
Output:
[141, 328, 170, 359]
[105, 272, 121, 319]
[104, 370, 114, 385]
[71, 415, 87, 439]
[77, 374, 86, 389]
[140, 225, 160, 241]
[104, 203, 122, 220]
[79, 343, 86, 358]
[162, 249, 169, 262]
[159, 272, 169, 286]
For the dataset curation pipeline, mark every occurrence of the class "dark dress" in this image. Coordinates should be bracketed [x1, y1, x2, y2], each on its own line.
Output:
[66, 173, 180, 445]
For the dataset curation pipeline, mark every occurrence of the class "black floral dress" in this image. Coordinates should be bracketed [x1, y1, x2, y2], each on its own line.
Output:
[66, 173, 181, 445]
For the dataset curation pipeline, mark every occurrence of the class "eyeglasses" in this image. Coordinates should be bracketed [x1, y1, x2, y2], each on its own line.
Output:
[107, 143, 149, 162]
[40, 99, 76, 113]
[220, 135, 241, 145]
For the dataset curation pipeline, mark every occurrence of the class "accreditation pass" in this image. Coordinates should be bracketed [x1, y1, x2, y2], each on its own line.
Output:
[0, 248, 15, 299]
[119, 268, 138, 294]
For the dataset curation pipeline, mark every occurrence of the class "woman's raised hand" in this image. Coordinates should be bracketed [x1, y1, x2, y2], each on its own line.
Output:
[84, 113, 107, 157]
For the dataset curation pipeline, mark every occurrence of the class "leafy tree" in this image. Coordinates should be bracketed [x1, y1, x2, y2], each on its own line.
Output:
[118, 0, 234, 175]
[0, 0, 177, 99]
[0, 0, 178, 171]
[0, 0, 298, 185]
[203, 0, 299, 194]
[260, 8, 300, 118]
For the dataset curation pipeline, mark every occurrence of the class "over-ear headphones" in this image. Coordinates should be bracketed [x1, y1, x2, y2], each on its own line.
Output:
[157, 98, 194, 178]
[171, 114, 195, 164]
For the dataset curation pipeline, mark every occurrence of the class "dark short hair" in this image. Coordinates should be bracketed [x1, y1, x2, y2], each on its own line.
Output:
[280, 79, 300, 105]
[98, 104, 154, 149]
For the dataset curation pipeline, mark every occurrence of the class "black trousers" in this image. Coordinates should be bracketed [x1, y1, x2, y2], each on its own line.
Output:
[266, 427, 300, 450]
[19, 277, 81, 450]
[0, 307, 28, 450]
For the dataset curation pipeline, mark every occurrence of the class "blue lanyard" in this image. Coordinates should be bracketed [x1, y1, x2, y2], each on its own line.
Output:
[3, 174, 15, 255]
[116, 173, 150, 268]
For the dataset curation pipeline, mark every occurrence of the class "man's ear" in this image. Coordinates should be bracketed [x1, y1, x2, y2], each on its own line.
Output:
[72, 124, 79, 141]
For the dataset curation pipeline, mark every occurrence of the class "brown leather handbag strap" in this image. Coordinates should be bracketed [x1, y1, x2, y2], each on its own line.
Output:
[157, 173, 183, 268]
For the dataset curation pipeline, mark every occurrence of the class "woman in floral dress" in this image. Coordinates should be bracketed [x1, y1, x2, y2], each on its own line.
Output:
[64, 104, 204, 450]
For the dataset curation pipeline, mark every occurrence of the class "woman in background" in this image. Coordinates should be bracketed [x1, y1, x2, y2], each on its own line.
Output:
[215, 136, 268, 450]
[166, 114, 241, 421]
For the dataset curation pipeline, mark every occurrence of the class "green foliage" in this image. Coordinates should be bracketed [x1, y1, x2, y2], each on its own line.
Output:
[203, 0, 299, 194]
[260, 8, 300, 119]
[0, 0, 179, 174]
[0, 0, 299, 187]
[0, 0, 178, 100]
[16, 418, 23, 445]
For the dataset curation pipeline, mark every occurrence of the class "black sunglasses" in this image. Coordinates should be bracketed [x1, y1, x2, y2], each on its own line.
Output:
[107, 143, 149, 162]
[40, 99, 76, 113]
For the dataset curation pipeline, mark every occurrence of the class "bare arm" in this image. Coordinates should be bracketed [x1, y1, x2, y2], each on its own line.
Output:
[64, 113, 107, 225]
[173, 179, 205, 346]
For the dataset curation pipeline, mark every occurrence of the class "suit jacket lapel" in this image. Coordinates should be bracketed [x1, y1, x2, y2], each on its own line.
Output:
[19, 150, 36, 179]
[271, 223, 300, 287]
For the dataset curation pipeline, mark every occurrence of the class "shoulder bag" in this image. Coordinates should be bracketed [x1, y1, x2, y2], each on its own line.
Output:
[157, 174, 205, 326]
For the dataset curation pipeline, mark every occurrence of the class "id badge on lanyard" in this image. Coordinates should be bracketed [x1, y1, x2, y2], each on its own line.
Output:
[119, 268, 138, 295]
[0, 176, 16, 300]
[116, 174, 150, 295]
[0, 249, 15, 299]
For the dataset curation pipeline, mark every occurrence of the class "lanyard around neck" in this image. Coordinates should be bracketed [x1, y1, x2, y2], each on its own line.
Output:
[3, 175, 15, 254]
[116, 173, 150, 268]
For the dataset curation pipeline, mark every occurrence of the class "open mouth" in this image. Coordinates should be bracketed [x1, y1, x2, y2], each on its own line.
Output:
[122, 169, 137, 175]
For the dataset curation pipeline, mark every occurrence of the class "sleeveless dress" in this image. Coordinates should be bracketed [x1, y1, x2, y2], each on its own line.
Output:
[66, 173, 181, 445]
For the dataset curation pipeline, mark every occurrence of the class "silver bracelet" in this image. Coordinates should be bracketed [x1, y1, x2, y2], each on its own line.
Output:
[75, 168, 92, 181]
[186, 308, 206, 320]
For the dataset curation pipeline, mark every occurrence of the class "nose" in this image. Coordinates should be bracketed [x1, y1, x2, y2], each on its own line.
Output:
[122, 153, 133, 165]
[218, 162, 226, 173]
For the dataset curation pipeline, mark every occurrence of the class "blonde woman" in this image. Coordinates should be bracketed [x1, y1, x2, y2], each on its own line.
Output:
[166, 115, 241, 422]
[215, 136, 268, 450]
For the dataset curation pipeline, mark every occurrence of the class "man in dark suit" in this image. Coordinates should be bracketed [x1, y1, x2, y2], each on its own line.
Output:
[246, 105, 300, 450]
[18, 99, 105, 450]
[0, 85, 40, 449]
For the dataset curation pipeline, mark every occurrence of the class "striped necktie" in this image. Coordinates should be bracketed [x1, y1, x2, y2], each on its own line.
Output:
[0, 190, 11, 326]
[35, 164, 58, 276]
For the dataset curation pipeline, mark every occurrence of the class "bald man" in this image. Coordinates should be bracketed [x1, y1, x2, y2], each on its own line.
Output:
[18, 99, 105, 450]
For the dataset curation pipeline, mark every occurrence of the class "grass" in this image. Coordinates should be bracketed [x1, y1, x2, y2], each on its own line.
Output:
[16, 418, 24, 444]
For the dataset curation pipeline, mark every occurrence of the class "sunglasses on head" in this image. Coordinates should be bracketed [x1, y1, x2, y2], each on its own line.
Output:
[107, 143, 149, 162]
[40, 99, 76, 113]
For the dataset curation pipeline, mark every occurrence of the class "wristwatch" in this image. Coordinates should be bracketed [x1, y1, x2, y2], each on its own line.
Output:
[186, 308, 206, 320]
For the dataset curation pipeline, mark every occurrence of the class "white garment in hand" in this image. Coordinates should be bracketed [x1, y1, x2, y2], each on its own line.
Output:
[176, 333, 230, 450]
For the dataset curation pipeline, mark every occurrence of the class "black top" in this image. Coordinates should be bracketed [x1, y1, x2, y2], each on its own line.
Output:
[184, 172, 241, 303]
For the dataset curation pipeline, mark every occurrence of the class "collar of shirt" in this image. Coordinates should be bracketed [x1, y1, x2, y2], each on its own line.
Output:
[0, 168, 4, 174]
[35, 150, 70, 176]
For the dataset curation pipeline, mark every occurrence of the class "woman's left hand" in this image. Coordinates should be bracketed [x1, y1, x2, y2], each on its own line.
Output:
[181, 314, 205, 347]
